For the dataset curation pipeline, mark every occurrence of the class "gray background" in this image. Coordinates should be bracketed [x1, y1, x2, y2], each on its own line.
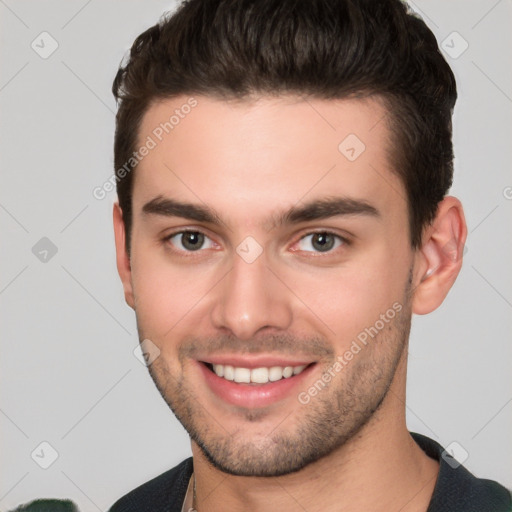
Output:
[0, 1, 511, 510]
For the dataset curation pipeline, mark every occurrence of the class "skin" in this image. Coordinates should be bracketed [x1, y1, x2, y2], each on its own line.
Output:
[113, 94, 466, 512]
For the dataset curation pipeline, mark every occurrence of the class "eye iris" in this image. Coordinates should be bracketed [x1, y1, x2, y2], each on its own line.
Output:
[182, 232, 204, 251]
[312, 233, 335, 252]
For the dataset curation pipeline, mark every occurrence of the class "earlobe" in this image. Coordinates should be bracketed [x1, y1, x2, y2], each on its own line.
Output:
[412, 196, 467, 315]
[113, 203, 135, 309]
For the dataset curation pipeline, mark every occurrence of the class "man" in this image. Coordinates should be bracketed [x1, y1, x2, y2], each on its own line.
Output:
[109, 0, 511, 511]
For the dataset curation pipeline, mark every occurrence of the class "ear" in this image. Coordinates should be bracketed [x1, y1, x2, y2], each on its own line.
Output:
[113, 203, 135, 309]
[412, 196, 467, 315]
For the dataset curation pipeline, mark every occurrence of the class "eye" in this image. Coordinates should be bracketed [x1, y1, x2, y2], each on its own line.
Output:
[166, 231, 215, 252]
[295, 232, 346, 253]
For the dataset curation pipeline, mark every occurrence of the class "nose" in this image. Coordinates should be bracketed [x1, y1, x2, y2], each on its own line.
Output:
[210, 251, 293, 340]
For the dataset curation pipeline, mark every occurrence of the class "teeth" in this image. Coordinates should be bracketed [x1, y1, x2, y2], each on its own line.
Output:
[250, 367, 269, 383]
[293, 365, 306, 375]
[223, 365, 234, 381]
[282, 366, 293, 378]
[234, 367, 251, 383]
[210, 363, 309, 384]
[269, 366, 284, 381]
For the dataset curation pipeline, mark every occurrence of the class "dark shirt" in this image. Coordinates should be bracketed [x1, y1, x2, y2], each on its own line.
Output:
[109, 432, 512, 511]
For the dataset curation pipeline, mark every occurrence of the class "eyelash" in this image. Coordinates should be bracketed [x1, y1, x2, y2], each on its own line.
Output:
[162, 230, 218, 255]
[291, 231, 350, 255]
[161, 229, 351, 257]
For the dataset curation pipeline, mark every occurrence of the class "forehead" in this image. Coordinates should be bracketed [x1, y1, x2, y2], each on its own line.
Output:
[133, 94, 405, 224]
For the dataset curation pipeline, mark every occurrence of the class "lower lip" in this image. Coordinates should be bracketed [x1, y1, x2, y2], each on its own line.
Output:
[197, 361, 316, 409]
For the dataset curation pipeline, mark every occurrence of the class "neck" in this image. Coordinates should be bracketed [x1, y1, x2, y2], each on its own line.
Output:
[190, 353, 439, 512]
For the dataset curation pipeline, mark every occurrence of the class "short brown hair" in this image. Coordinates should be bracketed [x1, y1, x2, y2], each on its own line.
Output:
[112, 0, 457, 253]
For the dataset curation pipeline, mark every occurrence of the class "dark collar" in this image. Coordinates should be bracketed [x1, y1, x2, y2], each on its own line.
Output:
[411, 432, 511, 511]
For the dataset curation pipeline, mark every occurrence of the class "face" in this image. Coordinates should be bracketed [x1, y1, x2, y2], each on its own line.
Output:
[119, 95, 417, 476]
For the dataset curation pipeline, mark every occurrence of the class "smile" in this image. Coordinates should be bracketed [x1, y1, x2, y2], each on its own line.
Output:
[206, 363, 308, 384]
[197, 359, 317, 408]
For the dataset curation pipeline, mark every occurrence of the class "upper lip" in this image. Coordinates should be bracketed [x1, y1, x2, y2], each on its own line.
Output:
[197, 355, 316, 369]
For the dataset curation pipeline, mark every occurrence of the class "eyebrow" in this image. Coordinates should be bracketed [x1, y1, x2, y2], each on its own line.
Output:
[281, 196, 380, 226]
[142, 196, 221, 224]
[141, 195, 380, 228]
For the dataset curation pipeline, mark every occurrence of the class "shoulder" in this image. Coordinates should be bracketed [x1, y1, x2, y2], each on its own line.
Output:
[109, 457, 193, 512]
[411, 433, 512, 512]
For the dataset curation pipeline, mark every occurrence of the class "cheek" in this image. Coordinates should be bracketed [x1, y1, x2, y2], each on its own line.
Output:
[288, 247, 409, 348]
[129, 244, 214, 340]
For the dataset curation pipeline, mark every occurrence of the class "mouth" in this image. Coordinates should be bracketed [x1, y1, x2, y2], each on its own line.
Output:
[203, 361, 310, 384]
[196, 358, 317, 408]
